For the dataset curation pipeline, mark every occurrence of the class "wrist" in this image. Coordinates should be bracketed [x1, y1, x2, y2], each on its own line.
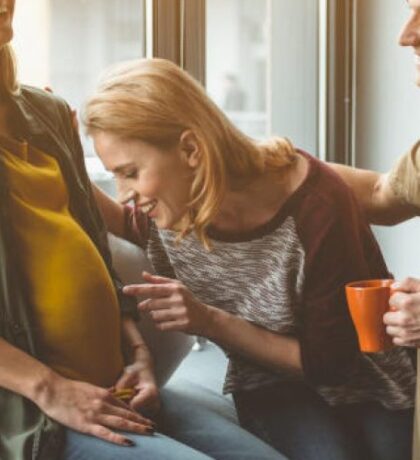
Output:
[130, 344, 156, 375]
[204, 305, 226, 341]
[26, 367, 62, 407]
[131, 343, 153, 364]
[131, 342, 150, 354]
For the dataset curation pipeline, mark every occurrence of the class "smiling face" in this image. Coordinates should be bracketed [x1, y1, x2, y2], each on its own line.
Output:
[0, 0, 14, 48]
[399, 0, 420, 85]
[93, 131, 197, 230]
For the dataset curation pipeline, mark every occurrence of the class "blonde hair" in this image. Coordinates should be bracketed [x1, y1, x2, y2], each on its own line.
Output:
[84, 58, 295, 247]
[0, 44, 19, 95]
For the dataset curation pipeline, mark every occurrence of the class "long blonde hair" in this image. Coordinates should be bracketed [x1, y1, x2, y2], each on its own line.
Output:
[84, 58, 295, 247]
[0, 44, 19, 95]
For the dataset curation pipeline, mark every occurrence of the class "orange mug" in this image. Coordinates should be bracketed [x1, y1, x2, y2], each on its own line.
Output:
[345, 279, 395, 353]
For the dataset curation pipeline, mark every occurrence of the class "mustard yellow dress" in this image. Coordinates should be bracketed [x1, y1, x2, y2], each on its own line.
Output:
[1, 137, 123, 387]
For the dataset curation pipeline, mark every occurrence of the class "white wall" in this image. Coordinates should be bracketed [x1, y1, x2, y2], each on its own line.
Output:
[355, 0, 420, 278]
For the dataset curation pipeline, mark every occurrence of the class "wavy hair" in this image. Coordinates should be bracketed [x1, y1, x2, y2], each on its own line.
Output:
[0, 44, 19, 95]
[83, 58, 295, 248]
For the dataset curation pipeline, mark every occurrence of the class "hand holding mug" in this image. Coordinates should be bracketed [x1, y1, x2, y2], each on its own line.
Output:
[384, 277, 420, 348]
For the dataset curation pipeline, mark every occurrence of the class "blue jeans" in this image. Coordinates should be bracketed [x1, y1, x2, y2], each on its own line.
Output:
[233, 382, 413, 460]
[62, 386, 285, 460]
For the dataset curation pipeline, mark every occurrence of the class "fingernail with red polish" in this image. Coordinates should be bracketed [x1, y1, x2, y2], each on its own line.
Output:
[123, 439, 135, 447]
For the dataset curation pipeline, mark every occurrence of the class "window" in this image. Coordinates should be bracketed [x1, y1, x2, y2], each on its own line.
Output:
[206, 0, 268, 140]
[13, 0, 146, 187]
[12, 0, 354, 181]
[206, 0, 319, 154]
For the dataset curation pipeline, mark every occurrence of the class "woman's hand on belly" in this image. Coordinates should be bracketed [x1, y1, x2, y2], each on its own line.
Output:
[36, 373, 156, 445]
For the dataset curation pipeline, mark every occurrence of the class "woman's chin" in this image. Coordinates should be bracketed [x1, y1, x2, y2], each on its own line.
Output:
[153, 215, 171, 230]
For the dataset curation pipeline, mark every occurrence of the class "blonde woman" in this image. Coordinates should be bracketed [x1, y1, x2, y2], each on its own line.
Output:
[0, 2, 282, 460]
[85, 57, 417, 460]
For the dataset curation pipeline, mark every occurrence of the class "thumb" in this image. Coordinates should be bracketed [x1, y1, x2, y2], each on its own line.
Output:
[130, 388, 160, 414]
[115, 369, 138, 391]
[392, 277, 420, 294]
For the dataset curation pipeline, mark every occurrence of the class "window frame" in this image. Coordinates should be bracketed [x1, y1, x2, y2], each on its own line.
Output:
[152, 0, 355, 163]
[150, 0, 206, 84]
[322, 0, 356, 164]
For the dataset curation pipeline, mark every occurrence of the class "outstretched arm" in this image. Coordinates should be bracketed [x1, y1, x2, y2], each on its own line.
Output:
[329, 163, 418, 225]
[123, 272, 303, 377]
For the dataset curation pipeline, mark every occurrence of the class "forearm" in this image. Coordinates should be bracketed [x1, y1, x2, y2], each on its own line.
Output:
[92, 183, 126, 237]
[93, 183, 146, 246]
[121, 317, 154, 370]
[0, 338, 59, 404]
[372, 173, 419, 224]
[329, 163, 381, 215]
[329, 163, 417, 224]
[126, 276, 303, 376]
[206, 307, 303, 376]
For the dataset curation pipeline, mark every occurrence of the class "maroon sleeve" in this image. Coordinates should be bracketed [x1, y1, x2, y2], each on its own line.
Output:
[123, 205, 149, 248]
[296, 165, 391, 385]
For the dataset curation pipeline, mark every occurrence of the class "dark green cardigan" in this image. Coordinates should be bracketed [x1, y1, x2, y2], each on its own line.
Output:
[0, 86, 136, 460]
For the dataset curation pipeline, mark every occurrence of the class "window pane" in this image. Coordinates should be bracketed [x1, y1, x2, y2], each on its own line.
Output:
[206, 0, 319, 154]
[206, 0, 268, 139]
[12, 0, 145, 184]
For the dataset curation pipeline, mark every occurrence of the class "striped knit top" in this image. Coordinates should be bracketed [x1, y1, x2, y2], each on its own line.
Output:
[125, 151, 416, 409]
